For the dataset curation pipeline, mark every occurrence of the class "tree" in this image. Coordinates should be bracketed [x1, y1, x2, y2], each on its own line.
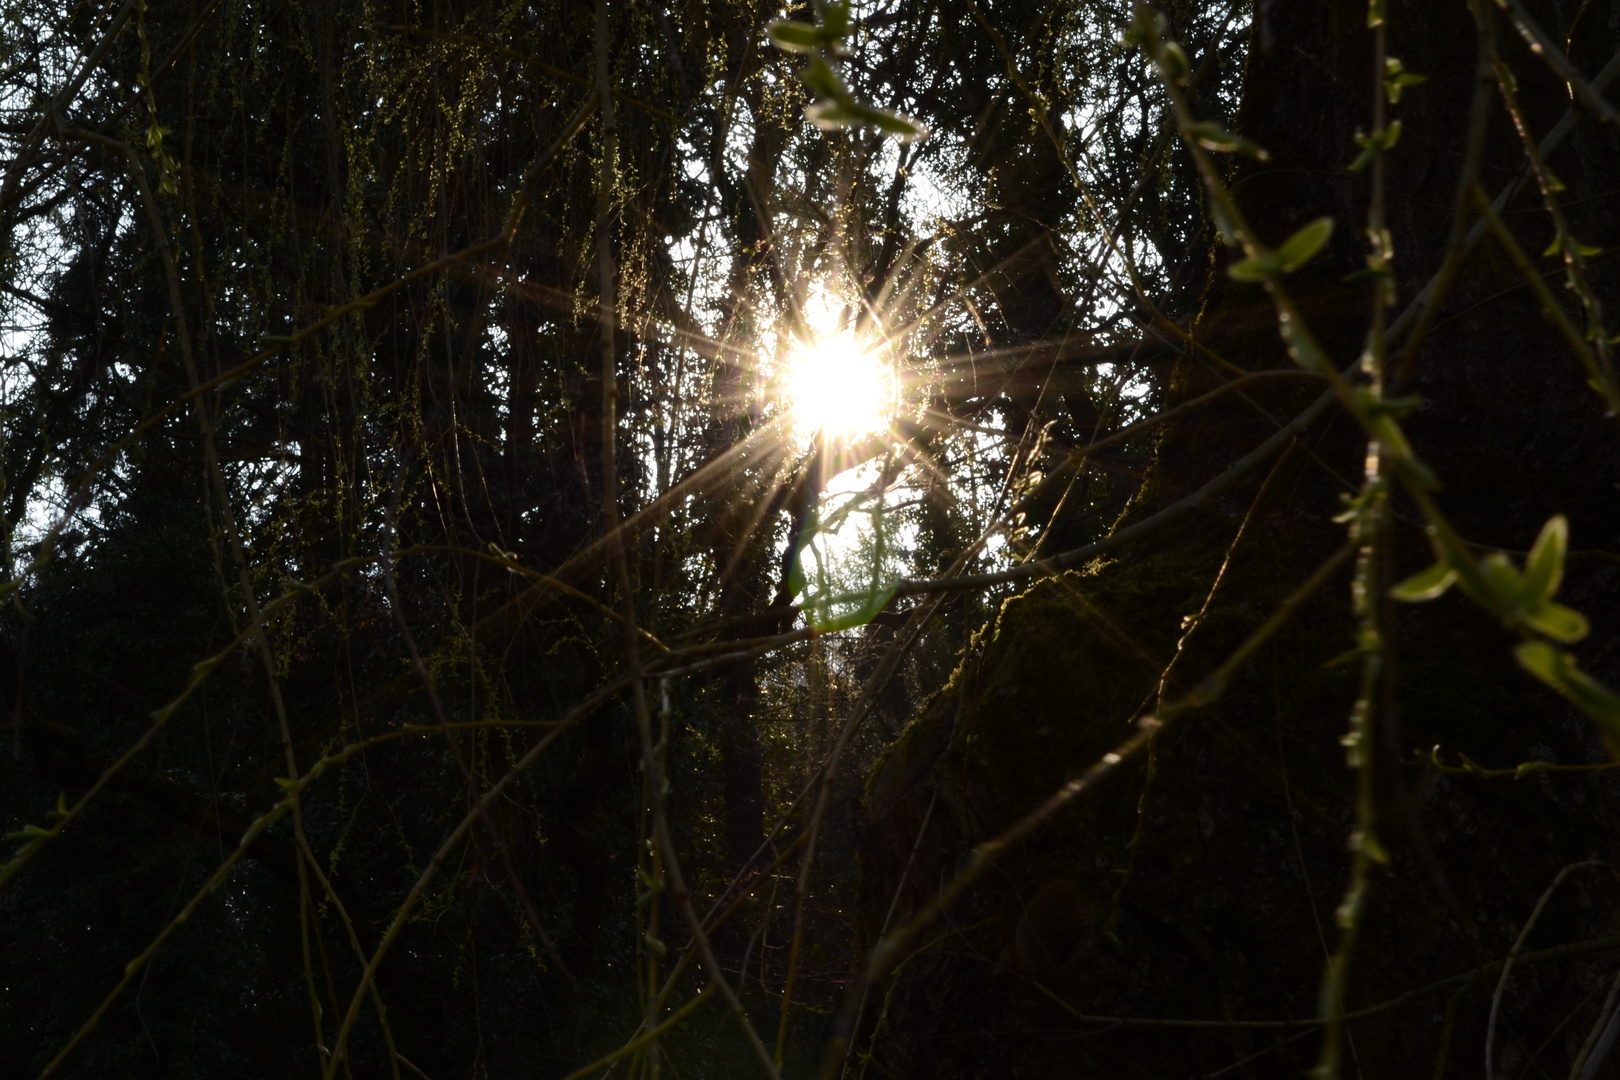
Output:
[1, 0, 1617, 1078]
[856, 1, 1620, 1077]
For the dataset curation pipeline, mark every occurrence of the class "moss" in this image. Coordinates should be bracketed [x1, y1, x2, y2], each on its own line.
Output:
[858, 495, 1620, 1079]
[863, 618, 994, 818]
[857, 498, 1381, 1074]
[948, 568, 1176, 830]
[863, 679, 963, 824]
[866, 528, 1303, 830]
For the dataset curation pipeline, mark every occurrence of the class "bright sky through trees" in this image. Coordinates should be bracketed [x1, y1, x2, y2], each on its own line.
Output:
[782, 328, 895, 440]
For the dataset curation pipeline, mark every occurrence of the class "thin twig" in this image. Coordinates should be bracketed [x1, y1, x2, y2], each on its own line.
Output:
[1486, 861, 1610, 1080]
[1494, 0, 1620, 126]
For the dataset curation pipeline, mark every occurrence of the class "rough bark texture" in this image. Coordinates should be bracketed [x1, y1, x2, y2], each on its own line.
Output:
[858, 2, 1620, 1076]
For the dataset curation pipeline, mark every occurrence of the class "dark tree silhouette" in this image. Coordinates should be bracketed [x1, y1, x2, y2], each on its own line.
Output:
[2, 1, 1618, 1078]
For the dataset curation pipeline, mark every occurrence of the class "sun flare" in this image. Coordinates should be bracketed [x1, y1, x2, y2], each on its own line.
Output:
[784, 332, 895, 441]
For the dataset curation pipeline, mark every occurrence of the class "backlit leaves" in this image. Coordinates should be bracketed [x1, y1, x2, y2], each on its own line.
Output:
[1390, 559, 1455, 601]
[1516, 642, 1620, 750]
[789, 492, 901, 633]
[1350, 120, 1402, 172]
[1187, 120, 1268, 160]
[1228, 218, 1334, 282]
[1392, 515, 1618, 743]
[1383, 57, 1425, 104]
[771, 2, 928, 143]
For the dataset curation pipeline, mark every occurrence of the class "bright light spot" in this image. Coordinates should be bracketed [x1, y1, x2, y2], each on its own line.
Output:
[784, 331, 895, 441]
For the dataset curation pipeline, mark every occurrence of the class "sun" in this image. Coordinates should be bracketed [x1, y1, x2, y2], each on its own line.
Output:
[783, 330, 896, 441]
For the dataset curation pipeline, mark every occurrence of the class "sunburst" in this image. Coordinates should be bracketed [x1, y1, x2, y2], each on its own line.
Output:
[782, 323, 896, 442]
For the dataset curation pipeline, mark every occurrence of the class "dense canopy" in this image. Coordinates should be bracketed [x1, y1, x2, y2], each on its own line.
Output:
[4, 1, 1620, 1077]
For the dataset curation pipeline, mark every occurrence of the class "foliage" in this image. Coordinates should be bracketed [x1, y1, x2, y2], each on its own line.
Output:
[3, 0, 1617, 1078]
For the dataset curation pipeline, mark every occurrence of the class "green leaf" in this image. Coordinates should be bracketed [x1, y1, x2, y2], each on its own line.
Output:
[1209, 201, 1245, 246]
[769, 4, 851, 53]
[802, 580, 900, 632]
[1524, 601, 1589, 643]
[1122, 9, 1168, 48]
[1383, 57, 1426, 104]
[1449, 562, 1499, 614]
[1357, 828, 1390, 865]
[821, 1, 852, 39]
[1188, 121, 1269, 160]
[805, 98, 927, 142]
[1515, 641, 1620, 736]
[852, 102, 929, 142]
[1349, 120, 1402, 172]
[799, 55, 850, 101]
[1388, 73, 1426, 99]
[1514, 760, 1552, 779]
[190, 654, 222, 686]
[1515, 639, 1563, 684]
[790, 491, 903, 632]
[769, 21, 824, 52]
[1274, 217, 1334, 273]
[1158, 41, 1189, 84]
[1391, 560, 1456, 602]
[1364, 393, 1421, 418]
[1521, 514, 1567, 608]
[804, 99, 855, 128]
[1227, 253, 1280, 282]
[1479, 552, 1524, 610]
[1557, 657, 1620, 731]
[769, 19, 850, 55]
